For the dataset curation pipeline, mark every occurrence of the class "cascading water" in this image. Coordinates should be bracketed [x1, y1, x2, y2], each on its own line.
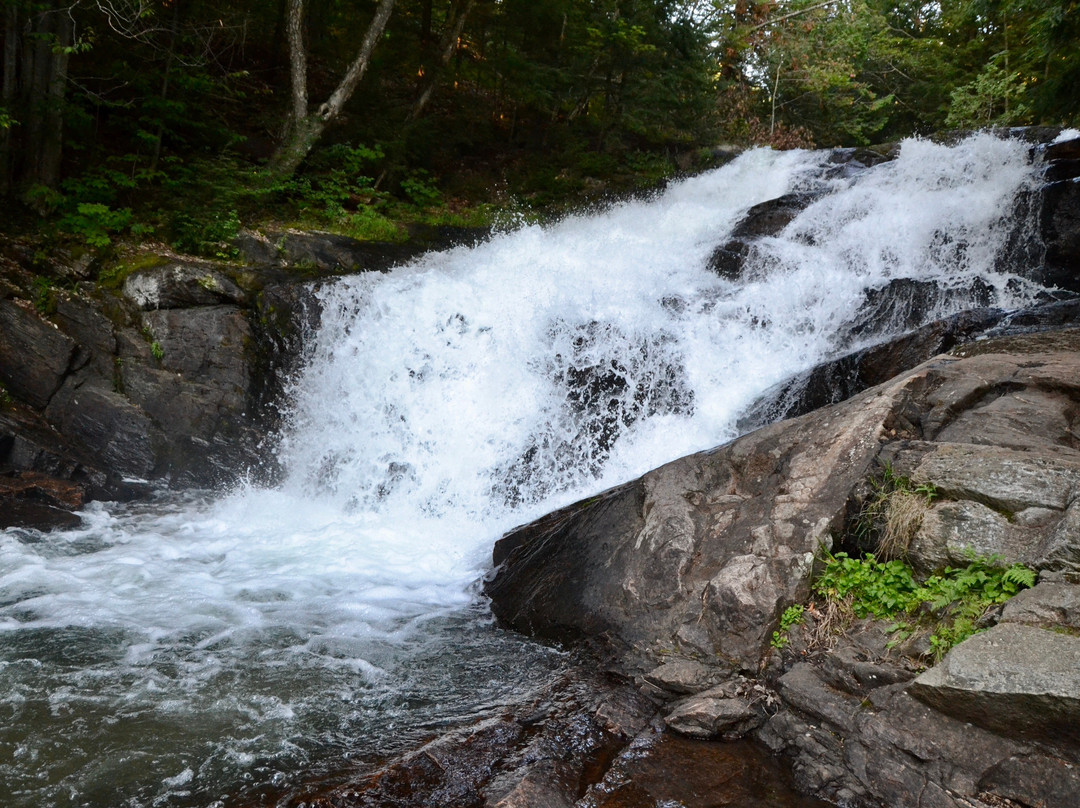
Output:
[0, 133, 1051, 807]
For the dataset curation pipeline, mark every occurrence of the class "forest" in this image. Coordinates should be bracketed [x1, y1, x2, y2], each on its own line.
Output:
[1, 0, 1078, 253]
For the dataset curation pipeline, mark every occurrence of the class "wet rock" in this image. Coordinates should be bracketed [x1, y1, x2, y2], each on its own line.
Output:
[737, 306, 1004, 431]
[492, 762, 577, 808]
[0, 298, 75, 408]
[1040, 177, 1080, 292]
[298, 671, 657, 808]
[0, 498, 82, 530]
[707, 192, 823, 280]
[909, 623, 1080, 745]
[0, 470, 83, 509]
[578, 732, 830, 808]
[642, 659, 724, 695]
[664, 690, 761, 739]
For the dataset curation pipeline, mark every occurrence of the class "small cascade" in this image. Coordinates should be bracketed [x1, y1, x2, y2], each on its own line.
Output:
[0, 133, 1051, 807]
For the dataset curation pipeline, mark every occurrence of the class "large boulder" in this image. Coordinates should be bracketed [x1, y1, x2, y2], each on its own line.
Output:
[487, 364, 920, 675]
[487, 327, 1080, 677]
[909, 623, 1080, 745]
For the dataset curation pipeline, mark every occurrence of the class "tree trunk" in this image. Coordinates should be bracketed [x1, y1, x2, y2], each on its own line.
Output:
[37, 9, 71, 188]
[13, 3, 73, 193]
[406, 0, 476, 124]
[269, 0, 397, 177]
[1, 2, 20, 195]
[284, 0, 307, 133]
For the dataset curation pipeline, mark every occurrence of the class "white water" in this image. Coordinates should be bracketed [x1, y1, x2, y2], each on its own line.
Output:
[0, 134, 1048, 807]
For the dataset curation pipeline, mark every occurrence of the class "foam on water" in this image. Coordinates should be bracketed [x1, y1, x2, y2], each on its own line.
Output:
[0, 133, 1048, 807]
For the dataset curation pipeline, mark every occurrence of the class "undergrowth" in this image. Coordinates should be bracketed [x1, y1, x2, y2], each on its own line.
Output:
[810, 550, 1036, 660]
[855, 462, 939, 559]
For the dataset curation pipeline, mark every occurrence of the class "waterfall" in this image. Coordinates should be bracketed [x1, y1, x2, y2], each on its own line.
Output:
[0, 133, 1048, 807]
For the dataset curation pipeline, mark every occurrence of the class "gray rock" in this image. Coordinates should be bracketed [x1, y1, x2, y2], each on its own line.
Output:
[978, 752, 1080, 808]
[913, 442, 1080, 514]
[664, 693, 761, 739]
[51, 293, 117, 378]
[141, 306, 253, 390]
[0, 298, 75, 408]
[273, 230, 416, 272]
[642, 659, 724, 695]
[935, 386, 1078, 452]
[778, 664, 861, 734]
[44, 379, 161, 479]
[487, 369, 899, 674]
[122, 262, 247, 310]
[909, 623, 1080, 744]
[1000, 581, 1080, 629]
[909, 499, 1026, 572]
[1041, 500, 1080, 574]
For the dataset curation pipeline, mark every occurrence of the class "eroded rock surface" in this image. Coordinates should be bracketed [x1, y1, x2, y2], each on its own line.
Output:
[488, 329, 1080, 677]
[487, 327, 1080, 808]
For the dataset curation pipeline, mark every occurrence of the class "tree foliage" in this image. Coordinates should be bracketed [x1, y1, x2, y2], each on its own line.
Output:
[0, 0, 1077, 239]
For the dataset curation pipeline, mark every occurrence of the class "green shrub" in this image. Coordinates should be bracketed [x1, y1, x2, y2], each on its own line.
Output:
[813, 550, 1035, 660]
[400, 169, 442, 208]
[57, 202, 134, 248]
[170, 208, 241, 259]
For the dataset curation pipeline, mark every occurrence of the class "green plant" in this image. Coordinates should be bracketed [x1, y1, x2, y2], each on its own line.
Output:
[151, 341, 164, 362]
[771, 604, 806, 649]
[31, 275, 55, 315]
[855, 463, 939, 559]
[171, 207, 241, 259]
[342, 207, 405, 243]
[812, 550, 1035, 661]
[57, 202, 134, 248]
[400, 169, 442, 208]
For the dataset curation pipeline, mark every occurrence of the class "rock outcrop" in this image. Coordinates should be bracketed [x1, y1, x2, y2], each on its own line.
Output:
[487, 329, 1080, 674]
[486, 327, 1080, 808]
[0, 234, 424, 525]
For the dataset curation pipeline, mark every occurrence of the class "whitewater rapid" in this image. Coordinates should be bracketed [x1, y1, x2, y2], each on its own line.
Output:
[0, 133, 1047, 807]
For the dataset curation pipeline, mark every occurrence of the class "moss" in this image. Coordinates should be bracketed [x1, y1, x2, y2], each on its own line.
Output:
[97, 252, 170, 290]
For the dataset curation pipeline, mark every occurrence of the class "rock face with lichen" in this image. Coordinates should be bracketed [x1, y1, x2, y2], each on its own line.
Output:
[0, 254, 307, 511]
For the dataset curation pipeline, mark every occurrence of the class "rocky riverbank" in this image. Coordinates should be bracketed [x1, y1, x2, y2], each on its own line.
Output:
[4, 129, 1080, 806]
[0, 227, 486, 528]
